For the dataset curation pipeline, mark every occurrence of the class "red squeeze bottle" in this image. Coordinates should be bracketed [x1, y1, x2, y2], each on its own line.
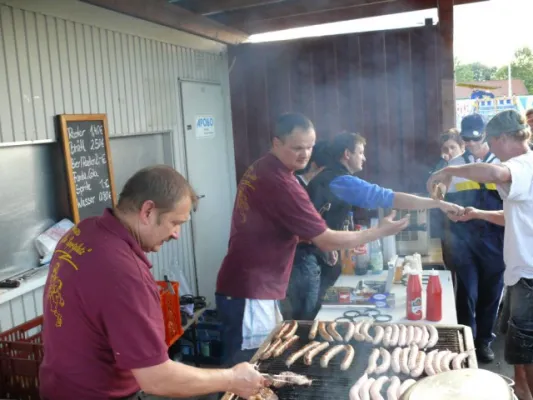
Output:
[406, 272, 423, 320]
[426, 270, 443, 321]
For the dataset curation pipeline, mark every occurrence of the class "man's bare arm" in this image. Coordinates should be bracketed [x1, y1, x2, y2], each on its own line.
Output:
[312, 211, 410, 251]
[452, 207, 505, 226]
[132, 360, 262, 398]
[446, 163, 511, 184]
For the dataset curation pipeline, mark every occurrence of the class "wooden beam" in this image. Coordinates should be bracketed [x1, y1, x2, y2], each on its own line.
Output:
[438, 0, 456, 130]
[213, 0, 487, 34]
[81, 0, 249, 44]
[171, 0, 286, 16]
[215, 0, 437, 34]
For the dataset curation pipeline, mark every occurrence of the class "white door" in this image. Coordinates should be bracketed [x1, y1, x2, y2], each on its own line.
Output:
[180, 81, 234, 308]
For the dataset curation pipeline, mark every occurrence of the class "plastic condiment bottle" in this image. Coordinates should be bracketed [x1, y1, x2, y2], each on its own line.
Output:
[406, 271, 423, 320]
[426, 270, 443, 321]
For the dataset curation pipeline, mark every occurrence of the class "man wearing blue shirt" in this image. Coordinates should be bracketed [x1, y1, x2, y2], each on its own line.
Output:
[305, 132, 463, 310]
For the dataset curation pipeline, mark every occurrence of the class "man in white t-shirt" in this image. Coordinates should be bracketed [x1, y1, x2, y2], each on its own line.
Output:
[427, 109, 533, 399]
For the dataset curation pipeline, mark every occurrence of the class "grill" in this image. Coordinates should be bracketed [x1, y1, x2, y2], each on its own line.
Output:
[222, 321, 477, 400]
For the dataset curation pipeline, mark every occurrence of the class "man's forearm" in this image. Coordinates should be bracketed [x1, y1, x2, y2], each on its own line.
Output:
[445, 164, 503, 184]
[393, 192, 440, 210]
[138, 360, 233, 397]
[312, 228, 384, 252]
[474, 210, 505, 226]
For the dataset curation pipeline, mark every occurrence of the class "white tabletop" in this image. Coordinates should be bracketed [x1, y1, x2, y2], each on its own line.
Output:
[315, 270, 457, 325]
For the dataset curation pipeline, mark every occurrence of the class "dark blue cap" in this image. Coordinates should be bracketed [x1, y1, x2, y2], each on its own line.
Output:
[461, 113, 485, 140]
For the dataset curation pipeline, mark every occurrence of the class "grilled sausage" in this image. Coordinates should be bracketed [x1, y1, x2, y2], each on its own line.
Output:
[452, 350, 472, 370]
[400, 347, 411, 374]
[341, 344, 355, 371]
[362, 320, 373, 342]
[309, 319, 319, 340]
[382, 325, 393, 347]
[413, 326, 423, 346]
[441, 351, 457, 372]
[285, 341, 320, 367]
[391, 347, 402, 374]
[410, 351, 426, 378]
[320, 344, 346, 368]
[370, 376, 389, 400]
[344, 322, 356, 342]
[349, 373, 368, 400]
[318, 321, 334, 342]
[424, 349, 438, 376]
[375, 347, 392, 375]
[276, 322, 291, 339]
[328, 322, 344, 342]
[398, 324, 407, 347]
[418, 325, 430, 349]
[304, 342, 330, 366]
[354, 320, 365, 335]
[360, 377, 376, 400]
[365, 348, 381, 375]
[283, 320, 298, 339]
[372, 326, 385, 346]
[389, 324, 400, 347]
[261, 338, 283, 360]
[407, 343, 419, 371]
[398, 379, 416, 398]
[433, 350, 450, 374]
[427, 325, 439, 348]
[273, 335, 299, 357]
[386, 376, 401, 400]
[406, 325, 415, 345]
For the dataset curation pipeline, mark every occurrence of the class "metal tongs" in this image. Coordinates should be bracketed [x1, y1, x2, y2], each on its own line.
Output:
[260, 373, 294, 385]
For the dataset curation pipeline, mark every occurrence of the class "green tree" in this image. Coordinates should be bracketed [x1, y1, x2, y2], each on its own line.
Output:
[495, 47, 533, 93]
[455, 58, 474, 82]
[454, 59, 497, 82]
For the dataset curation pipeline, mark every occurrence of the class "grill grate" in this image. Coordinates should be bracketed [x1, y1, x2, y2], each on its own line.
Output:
[225, 321, 475, 400]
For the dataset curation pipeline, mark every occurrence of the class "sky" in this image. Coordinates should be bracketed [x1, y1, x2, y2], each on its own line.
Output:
[246, 0, 533, 68]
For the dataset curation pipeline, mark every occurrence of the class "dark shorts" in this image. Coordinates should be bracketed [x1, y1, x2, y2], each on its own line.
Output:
[500, 279, 533, 365]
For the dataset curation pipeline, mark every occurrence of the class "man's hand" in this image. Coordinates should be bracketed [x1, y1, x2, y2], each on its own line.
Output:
[448, 206, 479, 222]
[438, 201, 465, 217]
[228, 363, 266, 399]
[377, 210, 410, 236]
[427, 168, 453, 200]
[353, 245, 367, 255]
[326, 250, 339, 266]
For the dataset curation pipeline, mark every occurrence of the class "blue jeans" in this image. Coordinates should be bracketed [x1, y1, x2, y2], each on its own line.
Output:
[215, 294, 257, 367]
[286, 251, 321, 320]
[450, 233, 504, 346]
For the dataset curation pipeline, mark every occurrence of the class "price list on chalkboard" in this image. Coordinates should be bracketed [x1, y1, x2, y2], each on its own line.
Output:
[59, 114, 116, 223]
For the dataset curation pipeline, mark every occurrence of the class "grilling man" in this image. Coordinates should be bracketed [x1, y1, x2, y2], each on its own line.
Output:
[215, 113, 412, 366]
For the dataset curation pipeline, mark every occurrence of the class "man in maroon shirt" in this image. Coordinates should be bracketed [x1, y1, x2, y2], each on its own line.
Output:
[40, 166, 265, 400]
[216, 113, 411, 366]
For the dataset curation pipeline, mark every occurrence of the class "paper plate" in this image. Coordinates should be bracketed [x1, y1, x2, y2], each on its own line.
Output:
[401, 369, 514, 400]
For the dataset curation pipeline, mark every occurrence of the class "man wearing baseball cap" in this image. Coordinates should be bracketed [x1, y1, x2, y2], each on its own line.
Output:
[429, 113, 505, 363]
[427, 109, 533, 399]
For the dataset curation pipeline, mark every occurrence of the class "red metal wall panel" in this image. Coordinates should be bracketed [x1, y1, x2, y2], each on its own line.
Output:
[228, 25, 443, 193]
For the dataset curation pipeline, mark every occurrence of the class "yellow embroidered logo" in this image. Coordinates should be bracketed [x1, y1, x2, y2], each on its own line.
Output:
[47, 226, 92, 328]
[236, 164, 258, 223]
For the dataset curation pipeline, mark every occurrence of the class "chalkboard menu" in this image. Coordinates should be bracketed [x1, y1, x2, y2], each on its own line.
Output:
[58, 114, 117, 223]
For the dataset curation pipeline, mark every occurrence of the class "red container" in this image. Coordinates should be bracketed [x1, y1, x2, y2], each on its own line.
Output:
[156, 281, 184, 346]
[406, 272, 423, 320]
[0, 316, 44, 400]
[426, 270, 443, 322]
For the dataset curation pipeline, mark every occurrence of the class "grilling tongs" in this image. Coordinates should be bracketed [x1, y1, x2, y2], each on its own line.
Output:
[260, 373, 294, 384]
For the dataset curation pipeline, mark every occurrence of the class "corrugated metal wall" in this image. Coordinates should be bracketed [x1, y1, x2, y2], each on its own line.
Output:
[229, 25, 442, 193]
[0, 3, 228, 330]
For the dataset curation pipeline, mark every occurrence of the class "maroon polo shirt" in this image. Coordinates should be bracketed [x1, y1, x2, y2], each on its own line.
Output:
[216, 153, 328, 300]
[39, 209, 168, 400]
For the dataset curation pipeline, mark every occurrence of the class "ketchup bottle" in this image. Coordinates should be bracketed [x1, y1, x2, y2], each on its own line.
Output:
[406, 272, 423, 320]
[426, 270, 443, 321]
